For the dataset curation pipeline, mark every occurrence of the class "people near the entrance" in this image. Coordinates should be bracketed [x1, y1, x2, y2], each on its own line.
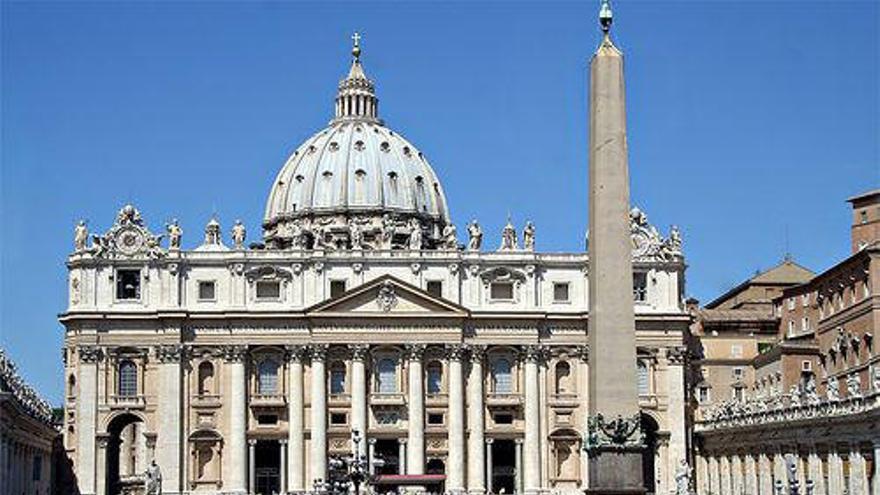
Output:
[144, 459, 162, 494]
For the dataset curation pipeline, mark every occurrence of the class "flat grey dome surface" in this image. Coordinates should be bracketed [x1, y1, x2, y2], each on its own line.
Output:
[264, 120, 450, 225]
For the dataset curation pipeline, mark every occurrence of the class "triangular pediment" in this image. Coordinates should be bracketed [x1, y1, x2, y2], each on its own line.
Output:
[306, 274, 469, 318]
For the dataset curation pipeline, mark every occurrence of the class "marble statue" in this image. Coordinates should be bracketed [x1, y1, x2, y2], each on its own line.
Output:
[166, 220, 182, 250]
[827, 376, 840, 401]
[467, 220, 482, 251]
[349, 219, 363, 250]
[408, 218, 423, 250]
[499, 218, 518, 251]
[380, 214, 395, 250]
[291, 220, 305, 249]
[144, 460, 162, 495]
[805, 376, 819, 405]
[846, 372, 862, 398]
[231, 220, 246, 249]
[668, 225, 682, 253]
[788, 385, 801, 407]
[673, 458, 692, 495]
[74, 220, 89, 252]
[442, 223, 458, 250]
[872, 365, 880, 393]
[523, 221, 535, 251]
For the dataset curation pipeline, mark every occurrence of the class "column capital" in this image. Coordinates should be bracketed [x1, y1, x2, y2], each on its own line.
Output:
[310, 344, 329, 361]
[248, 438, 257, 446]
[521, 344, 547, 363]
[349, 344, 370, 361]
[222, 345, 248, 363]
[285, 345, 309, 363]
[368, 438, 378, 445]
[446, 344, 468, 361]
[398, 438, 408, 444]
[155, 344, 185, 363]
[485, 438, 494, 445]
[405, 343, 426, 360]
[279, 439, 288, 445]
[577, 345, 590, 362]
[466, 344, 487, 362]
[78, 345, 104, 363]
[515, 438, 524, 445]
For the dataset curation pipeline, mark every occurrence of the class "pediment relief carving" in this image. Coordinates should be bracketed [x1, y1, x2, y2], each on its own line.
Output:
[244, 265, 293, 283]
[478, 267, 527, 287]
[307, 276, 467, 317]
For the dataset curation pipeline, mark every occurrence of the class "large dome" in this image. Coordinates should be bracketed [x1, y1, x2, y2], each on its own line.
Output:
[263, 37, 453, 250]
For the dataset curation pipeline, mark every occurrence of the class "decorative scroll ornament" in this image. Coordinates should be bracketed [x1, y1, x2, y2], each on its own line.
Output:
[629, 207, 682, 261]
[376, 280, 398, 312]
[85, 204, 166, 259]
[584, 413, 644, 454]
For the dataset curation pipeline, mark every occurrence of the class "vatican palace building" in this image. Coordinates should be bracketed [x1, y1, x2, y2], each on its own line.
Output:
[60, 30, 691, 495]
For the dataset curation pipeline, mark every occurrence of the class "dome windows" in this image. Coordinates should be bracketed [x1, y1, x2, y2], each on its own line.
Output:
[354, 140, 365, 152]
[308, 145, 317, 154]
[380, 141, 391, 153]
[329, 142, 339, 152]
[402, 146, 412, 157]
[295, 175, 305, 183]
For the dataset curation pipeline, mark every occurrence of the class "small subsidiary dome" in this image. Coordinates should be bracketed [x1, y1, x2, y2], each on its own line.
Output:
[263, 35, 452, 250]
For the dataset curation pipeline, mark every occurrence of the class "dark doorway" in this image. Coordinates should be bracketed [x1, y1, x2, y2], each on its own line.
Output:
[105, 413, 144, 495]
[492, 440, 516, 494]
[255, 440, 280, 495]
[641, 414, 659, 495]
[374, 439, 401, 475]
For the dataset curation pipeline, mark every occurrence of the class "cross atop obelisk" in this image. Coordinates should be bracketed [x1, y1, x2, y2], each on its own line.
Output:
[585, 0, 646, 493]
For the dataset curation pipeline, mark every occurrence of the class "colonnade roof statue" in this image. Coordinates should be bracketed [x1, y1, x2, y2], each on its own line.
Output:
[262, 32, 453, 251]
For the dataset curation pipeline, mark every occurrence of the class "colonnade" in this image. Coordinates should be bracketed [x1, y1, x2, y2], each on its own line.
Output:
[696, 442, 880, 495]
[221, 343, 552, 495]
[0, 431, 52, 495]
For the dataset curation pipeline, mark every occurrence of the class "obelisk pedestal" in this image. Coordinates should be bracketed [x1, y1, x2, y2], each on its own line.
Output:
[585, 2, 645, 494]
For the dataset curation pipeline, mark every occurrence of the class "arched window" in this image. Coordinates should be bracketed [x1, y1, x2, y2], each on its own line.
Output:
[492, 358, 512, 394]
[330, 362, 346, 395]
[258, 359, 279, 395]
[555, 361, 572, 394]
[68, 374, 76, 397]
[198, 362, 215, 395]
[354, 169, 367, 203]
[637, 360, 649, 395]
[426, 362, 443, 394]
[377, 358, 398, 393]
[118, 360, 137, 397]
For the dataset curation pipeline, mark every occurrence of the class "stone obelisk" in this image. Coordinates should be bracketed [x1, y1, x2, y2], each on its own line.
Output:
[586, 1, 645, 493]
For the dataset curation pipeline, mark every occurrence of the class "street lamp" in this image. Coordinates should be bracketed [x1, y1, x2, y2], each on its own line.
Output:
[325, 429, 382, 495]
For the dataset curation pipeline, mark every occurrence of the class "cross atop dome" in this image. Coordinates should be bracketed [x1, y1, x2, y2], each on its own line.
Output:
[335, 32, 379, 122]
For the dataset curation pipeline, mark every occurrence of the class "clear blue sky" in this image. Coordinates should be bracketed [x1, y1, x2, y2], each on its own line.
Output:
[2, 1, 878, 404]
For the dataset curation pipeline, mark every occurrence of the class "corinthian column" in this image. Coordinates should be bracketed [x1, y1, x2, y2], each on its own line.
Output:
[350, 345, 370, 458]
[467, 345, 487, 495]
[406, 344, 426, 476]
[76, 346, 101, 495]
[287, 345, 306, 492]
[586, 2, 643, 491]
[447, 344, 467, 495]
[523, 345, 543, 495]
[310, 344, 329, 484]
[155, 344, 183, 494]
[223, 345, 248, 494]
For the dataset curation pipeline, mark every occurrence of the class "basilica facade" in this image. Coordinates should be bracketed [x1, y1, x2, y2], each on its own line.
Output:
[61, 34, 690, 495]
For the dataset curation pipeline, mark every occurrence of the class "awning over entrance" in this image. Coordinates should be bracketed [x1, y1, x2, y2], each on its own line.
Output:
[374, 474, 446, 485]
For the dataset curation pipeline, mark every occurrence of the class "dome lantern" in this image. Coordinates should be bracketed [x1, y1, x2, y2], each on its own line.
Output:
[334, 32, 379, 123]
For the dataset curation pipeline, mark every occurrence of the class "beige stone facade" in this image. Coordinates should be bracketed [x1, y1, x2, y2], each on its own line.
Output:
[60, 33, 690, 495]
[692, 191, 880, 495]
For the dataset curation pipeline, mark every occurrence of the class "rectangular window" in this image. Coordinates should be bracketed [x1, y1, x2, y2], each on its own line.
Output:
[116, 270, 141, 300]
[198, 281, 216, 301]
[427, 413, 444, 425]
[426, 280, 443, 298]
[330, 413, 347, 425]
[802, 293, 810, 307]
[788, 297, 796, 310]
[803, 317, 810, 332]
[494, 413, 514, 425]
[788, 320, 795, 336]
[633, 273, 647, 302]
[698, 387, 710, 404]
[730, 344, 743, 358]
[256, 281, 281, 299]
[733, 367, 743, 379]
[553, 283, 570, 302]
[257, 414, 278, 425]
[330, 280, 347, 298]
[490, 282, 514, 301]
[733, 387, 744, 401]
[330, 368, 346, 395]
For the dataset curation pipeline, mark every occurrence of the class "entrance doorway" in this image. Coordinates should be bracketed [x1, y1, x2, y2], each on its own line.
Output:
[254, 440, 281, 495]
[374, 439, 401, 475]
[491, 440, 516, 494]
[105, 413, 145, 495]
[641, 414, 659, 495]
